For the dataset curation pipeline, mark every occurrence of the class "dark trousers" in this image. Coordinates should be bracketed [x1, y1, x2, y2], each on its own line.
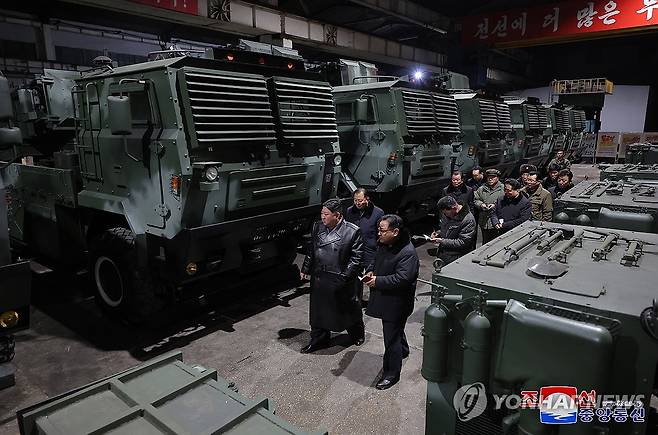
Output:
[310, 320, 365, 345]
[382, 318, 409, 379]
[481, 228, 499, 244]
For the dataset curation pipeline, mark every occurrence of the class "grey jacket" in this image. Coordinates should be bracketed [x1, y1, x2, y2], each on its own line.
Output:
[473, 182, 504, 230]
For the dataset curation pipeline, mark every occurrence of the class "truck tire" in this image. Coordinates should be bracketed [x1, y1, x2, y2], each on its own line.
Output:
[89, 227, 163, 322]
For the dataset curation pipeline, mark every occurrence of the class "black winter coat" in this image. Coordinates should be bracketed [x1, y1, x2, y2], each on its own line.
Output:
[490, 194, 532, 232]
[438, 204, 477, 264]
[549, 183, 574, 199]
[366, 233, 419, 322]
[443, 183, 474, 210]
[345, 201, 385, 270]
[301, 219, 364, 331]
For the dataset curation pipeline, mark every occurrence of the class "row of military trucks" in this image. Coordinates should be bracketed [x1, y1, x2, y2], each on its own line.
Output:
[0, 41, 589, 322]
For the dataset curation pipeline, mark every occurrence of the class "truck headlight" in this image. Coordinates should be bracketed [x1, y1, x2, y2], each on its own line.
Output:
[0, 311, 19, 328]
[333, 154, 342, 166]
[204, 166, 219, 182]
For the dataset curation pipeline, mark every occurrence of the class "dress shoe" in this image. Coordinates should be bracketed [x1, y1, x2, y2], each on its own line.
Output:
[376, 376, 399, 390]
[300, 342, 328, 354]
[353, 337, 365, 346]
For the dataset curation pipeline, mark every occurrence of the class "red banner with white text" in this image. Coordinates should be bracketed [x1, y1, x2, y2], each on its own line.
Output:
[463, 0, 658, 46]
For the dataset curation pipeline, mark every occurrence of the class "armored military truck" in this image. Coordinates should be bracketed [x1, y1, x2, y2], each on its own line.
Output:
[554, 179, 658, 233]
[422, 221, 658, 435]
[600, 163, 658, 181]
[544, 105, 571, 157]
[506, 97, 551, 171]
[625, 143, 658, 164]
[452, 92, 516, 178]
[566, 108, 587, 161]
[1, 44, 340, 321]
[0, 72, 32, 389]
[333, 79, 471, 218]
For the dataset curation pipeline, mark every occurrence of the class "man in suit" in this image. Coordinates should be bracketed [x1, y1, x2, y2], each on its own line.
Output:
[363, 214, 419, 390]
[345, 188, 384, 305]
[300, 198, 365, 353]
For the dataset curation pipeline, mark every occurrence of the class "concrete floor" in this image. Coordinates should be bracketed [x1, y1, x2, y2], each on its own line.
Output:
[0, 164, 601, 435]
[0, 248, 439, 435]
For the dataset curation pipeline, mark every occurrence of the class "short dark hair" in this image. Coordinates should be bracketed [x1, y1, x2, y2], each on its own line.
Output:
[451, 171, 463, 179]
[548, 163, 560, 172]
[379, 214, 404, 231]
[437, 195, 458, 210]
[558, 169, 572, 179]
[504, 178, 521, 190]
[527, 171, 540, 179]
[472, 166, 482, 173]
[353, 187, 368, 197]
[323, 198, 343, 214]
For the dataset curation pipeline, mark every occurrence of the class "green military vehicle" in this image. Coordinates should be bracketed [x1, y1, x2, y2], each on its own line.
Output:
[544, 106, 571, 157]
[421, 221, 658, 435]
[566, 108, 587, 161]
[600, 163, 658, 181]
[451, 92, 516, 178]
[554, 179, 658, 234]
[1, 43, 340, 321]
[506, 97, 552, 171]
[625, 143, 658, 165]
[0, 72, 32, 389]
[333, 78, 471, 218]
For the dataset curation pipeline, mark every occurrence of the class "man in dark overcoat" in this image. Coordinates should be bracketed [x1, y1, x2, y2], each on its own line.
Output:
[345, 188, 384, 305]
[363, 214, 419, 390]
[300, 198, 365, 353]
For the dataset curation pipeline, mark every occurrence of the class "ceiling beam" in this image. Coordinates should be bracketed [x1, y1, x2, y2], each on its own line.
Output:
[346, 0, 448, 35]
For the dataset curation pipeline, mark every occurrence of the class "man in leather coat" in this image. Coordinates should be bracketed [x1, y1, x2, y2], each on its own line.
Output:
[300, 198, 366, 353]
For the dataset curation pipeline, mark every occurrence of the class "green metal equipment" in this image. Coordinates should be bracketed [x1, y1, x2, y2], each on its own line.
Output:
[18, 351, 326, 435]
[544, 106, 571, 156]
[452, 92, 516, 178]
[333, 78, 472, 219]
[506, 97, 552, 171]
[554, 179, 658, 233]
[1, 43, 340, 321]
[600, 164, 658, 181]
[625, 143, 658, 165]
[422, 221, 658, 435]
[0, 71, 31, 390]
[566, 109, 587, 161]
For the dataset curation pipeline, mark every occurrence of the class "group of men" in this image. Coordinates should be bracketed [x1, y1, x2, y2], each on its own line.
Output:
[298, 150, 576, 392]
[300, 191, 419, 391]
[431, 149, 576, 264]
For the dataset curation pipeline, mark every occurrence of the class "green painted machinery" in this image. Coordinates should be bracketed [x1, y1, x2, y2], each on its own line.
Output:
[452, 92, 516, 178]
[1, 45, 340, 321]
[506, 97, 552, 171]
[0, 72, 31, 389]
[554, 179, 658, 233]
[625, 143, 658, 165]
[18, 351, 326, 434]
[600, 164, 658, 182]
[566, 109, 587, 161]
[544, 106, 572, 157]
[332, 79, 473, 219]
[422, 221, 658, 435]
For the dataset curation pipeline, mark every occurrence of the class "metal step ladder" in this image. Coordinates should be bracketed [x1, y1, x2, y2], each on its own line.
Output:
[72, 82, 104, 182]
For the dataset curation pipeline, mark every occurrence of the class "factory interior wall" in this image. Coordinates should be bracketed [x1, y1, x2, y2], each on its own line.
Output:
[601, 85, 650, 133]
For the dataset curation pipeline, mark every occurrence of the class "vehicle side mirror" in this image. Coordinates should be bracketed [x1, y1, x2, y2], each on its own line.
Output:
[108, 95, 131, 135]
[355, 98, 368, 124]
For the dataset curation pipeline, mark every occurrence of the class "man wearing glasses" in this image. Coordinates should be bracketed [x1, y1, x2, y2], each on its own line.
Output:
[362, 214, 419, 390]
[345, 188, 384, 306]
[300, 199, 365, 353]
